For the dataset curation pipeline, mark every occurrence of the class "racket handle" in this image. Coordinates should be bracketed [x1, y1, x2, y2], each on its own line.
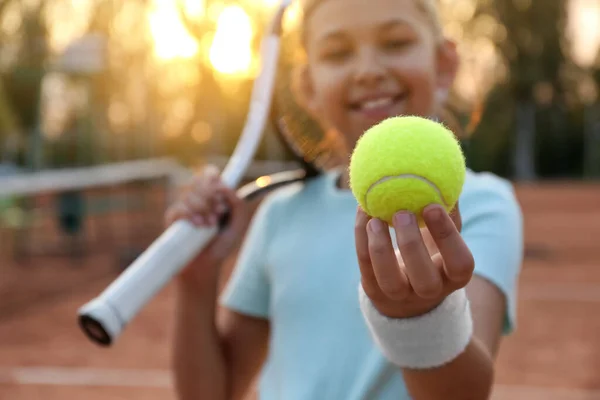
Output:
[77, 219, 218, 346]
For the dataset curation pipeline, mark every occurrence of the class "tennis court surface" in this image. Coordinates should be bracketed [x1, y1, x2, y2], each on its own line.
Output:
[1, 182, 599, 400]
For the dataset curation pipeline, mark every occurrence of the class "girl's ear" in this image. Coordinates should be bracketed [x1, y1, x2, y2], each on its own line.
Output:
[436, 38, 459, 95]
[291, 63, 318, 117]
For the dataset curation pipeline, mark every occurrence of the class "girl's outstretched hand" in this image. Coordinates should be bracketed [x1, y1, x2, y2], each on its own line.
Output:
[355, 204, 475, 319]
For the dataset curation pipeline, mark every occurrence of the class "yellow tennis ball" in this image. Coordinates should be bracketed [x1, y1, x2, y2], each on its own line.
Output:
[349, 115, 466, 226]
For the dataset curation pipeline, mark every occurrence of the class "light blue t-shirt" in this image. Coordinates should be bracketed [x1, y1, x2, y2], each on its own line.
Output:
[220, 169, 523, 400]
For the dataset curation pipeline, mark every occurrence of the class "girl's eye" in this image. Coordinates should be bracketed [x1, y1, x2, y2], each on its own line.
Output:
[322, 48, 351, 62]
[383, 39, 412, 50]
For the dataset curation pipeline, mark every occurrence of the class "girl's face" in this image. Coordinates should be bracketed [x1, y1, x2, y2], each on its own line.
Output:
[300, 0, 458, 150]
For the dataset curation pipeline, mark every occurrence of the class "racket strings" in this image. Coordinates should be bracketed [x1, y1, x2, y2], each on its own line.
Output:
[271, 28, 348, 176]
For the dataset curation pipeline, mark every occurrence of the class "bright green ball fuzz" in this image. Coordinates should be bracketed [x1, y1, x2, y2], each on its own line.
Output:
[349, 115, 466, 226]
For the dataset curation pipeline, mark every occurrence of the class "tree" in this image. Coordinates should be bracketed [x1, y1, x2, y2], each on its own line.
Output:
[465, 0, 586, 179]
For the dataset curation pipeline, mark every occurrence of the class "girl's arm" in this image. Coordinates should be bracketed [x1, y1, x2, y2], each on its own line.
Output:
[173, 281, 270, 400]
[355, 197, 519, 400]
[400, 276, 506, 400]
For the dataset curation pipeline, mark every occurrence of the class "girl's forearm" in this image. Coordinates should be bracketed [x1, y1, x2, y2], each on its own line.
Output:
[173, 282, 228, 400]
[401, 337, 494, 400]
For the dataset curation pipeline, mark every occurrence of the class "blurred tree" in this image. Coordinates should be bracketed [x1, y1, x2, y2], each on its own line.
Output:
[0, 0, 23, 160]
[462, 0, 589, 179]
[586, 47, 600, 178]
[0, 75, 22, 162]
[0, 0, 48, 168]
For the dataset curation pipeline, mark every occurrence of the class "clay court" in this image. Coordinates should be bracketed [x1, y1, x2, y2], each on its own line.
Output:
[0, 181, 599, 400]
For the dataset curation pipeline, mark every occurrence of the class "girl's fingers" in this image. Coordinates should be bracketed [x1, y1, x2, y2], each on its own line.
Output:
[184, 191, 209, 212]
[366, 217, 410, 301]
[183, 191, 221, 226]
[166, 165, 232, 231]
[392, 211, 442, 299]
[449, 201, 463, 232]
[355, 208, 382, 298]
[167, 194, 223, 228]
[188, 174, 228, 217]
[188, 165, 220, 198]
[214, 192, 229, 214]
[422, 204, 474, 285]
[166, 202, 202, 226]
[215, 185, 246, 231]
[201, 164, 220, 181]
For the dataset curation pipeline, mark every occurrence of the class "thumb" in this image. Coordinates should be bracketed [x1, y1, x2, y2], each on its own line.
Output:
[214, 186, 249, 247]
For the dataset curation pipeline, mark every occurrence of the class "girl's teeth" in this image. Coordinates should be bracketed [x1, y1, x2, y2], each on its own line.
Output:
[361, 97, 393, 110]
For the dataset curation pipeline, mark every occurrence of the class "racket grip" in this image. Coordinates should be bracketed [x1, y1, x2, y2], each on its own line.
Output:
[77, 219, 218, 346]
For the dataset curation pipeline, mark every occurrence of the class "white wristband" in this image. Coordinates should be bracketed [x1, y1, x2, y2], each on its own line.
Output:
[359, 285, 473, 369]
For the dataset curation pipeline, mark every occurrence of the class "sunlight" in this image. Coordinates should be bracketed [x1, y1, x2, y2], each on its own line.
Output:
[453, 38, 499, 104]
[209, 5, 254, 76]
[46, 1, 90, 52]
[260, 0, 281, 7]
[148, 0, 200, 60]
[283, 0, 302, 31]
[567, 0, 600, 67]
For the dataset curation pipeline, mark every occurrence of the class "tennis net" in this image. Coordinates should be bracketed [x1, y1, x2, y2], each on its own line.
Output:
[0, 156, 299, 319]
[0, 158, 191, 318]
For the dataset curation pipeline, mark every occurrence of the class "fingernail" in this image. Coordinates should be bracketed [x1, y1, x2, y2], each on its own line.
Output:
[394, 212, 414, 227]
[368, 218, 384, 233]
[424, 205, 444, 222]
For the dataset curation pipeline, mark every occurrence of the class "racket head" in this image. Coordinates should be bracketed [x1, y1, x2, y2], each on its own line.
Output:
[236, 2, 349, 200]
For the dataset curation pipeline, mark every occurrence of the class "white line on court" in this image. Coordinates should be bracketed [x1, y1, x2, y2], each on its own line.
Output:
[2, 366, 600, 399]
[0, 366, 171, 388]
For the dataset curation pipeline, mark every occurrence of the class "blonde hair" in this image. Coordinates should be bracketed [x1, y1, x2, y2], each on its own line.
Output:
[299, 0, 444, 44]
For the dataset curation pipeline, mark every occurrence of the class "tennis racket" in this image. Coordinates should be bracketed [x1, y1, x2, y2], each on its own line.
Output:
[77, 0, 350, 346]
[77, 0, 296, 346]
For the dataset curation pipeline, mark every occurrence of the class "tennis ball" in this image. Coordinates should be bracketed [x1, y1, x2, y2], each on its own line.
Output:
[349, 115, 466, 226]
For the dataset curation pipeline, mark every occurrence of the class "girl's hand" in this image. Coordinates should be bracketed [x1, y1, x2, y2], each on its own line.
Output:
[354, 204, 475, 319]
[165, 165, 250, 291]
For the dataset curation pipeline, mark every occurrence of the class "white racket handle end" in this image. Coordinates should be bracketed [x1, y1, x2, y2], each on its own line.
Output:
[78, 220, 218, 346]
[78, 298, 124, 346]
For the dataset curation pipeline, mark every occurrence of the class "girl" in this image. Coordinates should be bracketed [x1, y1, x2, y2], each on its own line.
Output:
[166, 0, 524, 399]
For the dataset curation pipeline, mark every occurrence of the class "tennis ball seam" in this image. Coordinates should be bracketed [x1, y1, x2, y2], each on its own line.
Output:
[364, 174, 449, 215]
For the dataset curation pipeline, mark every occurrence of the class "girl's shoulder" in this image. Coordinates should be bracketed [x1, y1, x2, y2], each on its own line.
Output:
[460, 169, 522, 221]
[462, 169, 518, 201]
